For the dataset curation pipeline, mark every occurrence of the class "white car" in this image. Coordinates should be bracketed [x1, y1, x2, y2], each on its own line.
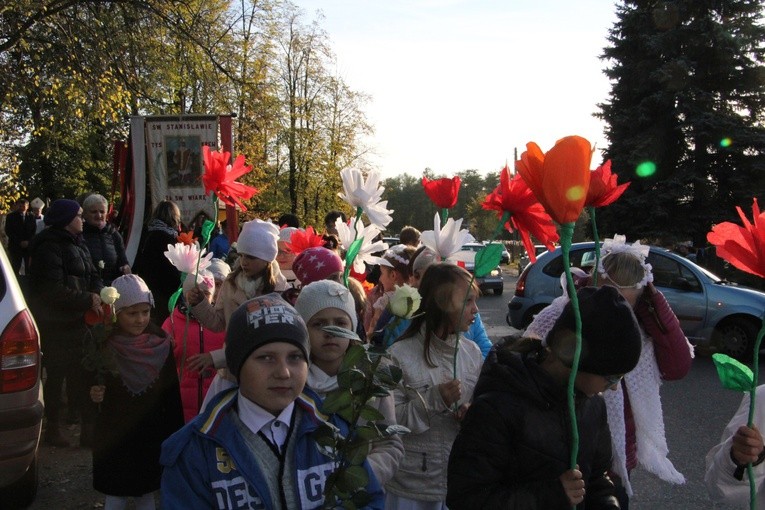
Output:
[0, 246, 42, 507]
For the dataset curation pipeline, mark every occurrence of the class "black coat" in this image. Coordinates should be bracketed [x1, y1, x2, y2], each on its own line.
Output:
[6, 210, 36, 251]
[446, 344, 619, 510]
[132, 228, 180, 323]
[82, 222, 129, 285]
[28, 227, 103, 367]
[92, 338, 184, 496]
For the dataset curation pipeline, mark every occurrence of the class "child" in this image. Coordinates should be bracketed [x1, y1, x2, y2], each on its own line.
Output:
[446, 286, 643, 509]
[89, 274, 184, 510]
[385, 263, 483, 508]
[160, 294, 385, 508]
[162, 267, 226, 422]
[363, 244, 416, 338]
[295, 280, 403, 485]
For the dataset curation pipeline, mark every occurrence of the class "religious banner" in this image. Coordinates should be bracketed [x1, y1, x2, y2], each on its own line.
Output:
[145, 116, 219, 227]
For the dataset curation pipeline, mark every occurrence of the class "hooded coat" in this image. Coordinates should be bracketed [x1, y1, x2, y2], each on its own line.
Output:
[446, 344, 619, 510]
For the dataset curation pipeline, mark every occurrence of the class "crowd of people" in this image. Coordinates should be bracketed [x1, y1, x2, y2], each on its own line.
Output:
[3, 195, 763, 509]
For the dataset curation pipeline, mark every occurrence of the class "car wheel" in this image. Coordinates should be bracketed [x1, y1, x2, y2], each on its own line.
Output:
[493, 288, 503, 296]
[0, 454, 38, 508]
[713, 318, 759, 362]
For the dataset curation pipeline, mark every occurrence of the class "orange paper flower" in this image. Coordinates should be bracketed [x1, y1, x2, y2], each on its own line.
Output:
[177, 231, 197, 246]
[483, 166, 559, 262]
[202, 146, 258, 211]
[515, 136, 593, 224]
[586, 160, 630, 207]
[422, 176, 461, 209]
[707, 198, 765, 278]
[286, 226, 325, 256]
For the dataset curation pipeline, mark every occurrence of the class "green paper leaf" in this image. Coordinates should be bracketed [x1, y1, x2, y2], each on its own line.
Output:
[168, 286, 183, 314]
[340, 344, 367, 372]
[712, 353, 754, 392]
[344, 238, 364, 273]
[475, 244, 502, 277]
[322, 325, 361, 342]
[200, 219, 215, 248]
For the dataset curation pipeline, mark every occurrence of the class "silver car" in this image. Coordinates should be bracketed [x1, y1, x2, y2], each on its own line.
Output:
[0, 246, 42, 507]
[506, 242, 765, 361]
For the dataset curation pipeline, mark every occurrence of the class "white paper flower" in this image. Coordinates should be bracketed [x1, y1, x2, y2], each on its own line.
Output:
[100, 286, 120, 305]
[338, 168, 393, 228]
[97, 260, 105, 270]
[419, 212, 471, 260]
[335, 218, 389, 273]
[389, 284, 421, 319]
[164, 242, 213, 274]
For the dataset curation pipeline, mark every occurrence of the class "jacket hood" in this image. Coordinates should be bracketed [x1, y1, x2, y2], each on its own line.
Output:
[474, 342, 568, 407]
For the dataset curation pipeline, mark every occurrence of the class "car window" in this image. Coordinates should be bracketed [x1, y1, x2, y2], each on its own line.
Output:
[647, 252, 702, 292]
[542, 248, 594, 277]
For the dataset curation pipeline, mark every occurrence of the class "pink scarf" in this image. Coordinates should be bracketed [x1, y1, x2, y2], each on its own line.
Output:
[108, 332, 171, 395]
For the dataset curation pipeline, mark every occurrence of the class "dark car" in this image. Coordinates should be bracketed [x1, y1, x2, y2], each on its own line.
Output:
[0, 246, 43, 508]
[506, 242, 765, 361]
[451, 243, 504, 296]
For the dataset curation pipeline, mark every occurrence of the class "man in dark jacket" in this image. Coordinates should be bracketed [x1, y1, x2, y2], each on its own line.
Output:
[447, 286, 642, 509]
[28, 199, 104, 446]
[6, 198, 37, 274]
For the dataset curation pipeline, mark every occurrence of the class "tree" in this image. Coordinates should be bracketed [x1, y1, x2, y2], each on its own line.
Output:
[596, 0, 765, 246]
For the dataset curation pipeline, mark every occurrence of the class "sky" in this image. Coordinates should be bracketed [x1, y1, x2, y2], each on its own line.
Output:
[295, 0, 620, 178]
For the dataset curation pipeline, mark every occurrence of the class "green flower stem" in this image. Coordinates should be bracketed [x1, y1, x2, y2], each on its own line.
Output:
[343, 207, 364, 288]
[559, 223, 582, 471]
[441, 208, 449, 223]
[588, 206, 601, 286]
[746, 317, 765, 510]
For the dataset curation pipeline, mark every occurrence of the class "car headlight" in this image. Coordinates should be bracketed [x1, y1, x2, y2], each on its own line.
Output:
[490, 268, 500, 277]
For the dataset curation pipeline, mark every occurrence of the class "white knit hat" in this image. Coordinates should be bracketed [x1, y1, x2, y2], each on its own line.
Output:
[182, 269, 215, 295]
[112, 274, 154, 313]
[279, 226, 298, 243]
[207, 258, 231, 282]
[294, 280, 357, 332]
[237, 219, 279, 261]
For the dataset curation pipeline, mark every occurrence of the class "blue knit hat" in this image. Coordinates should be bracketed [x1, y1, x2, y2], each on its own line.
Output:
[44, 199, 81, 228]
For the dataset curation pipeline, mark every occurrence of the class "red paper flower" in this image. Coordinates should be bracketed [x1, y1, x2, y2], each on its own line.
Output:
[286, 226, 325, 256]
[707, 198, 765, 278]
[585, 160, 630, 207]
[177, 231, 197, 246]
[85, 304, 112, 326]
[515, 136, 592, 224]
[202, 146, 259, 211]
[482, 165, 559, 263]
[422, 176, 461, 209]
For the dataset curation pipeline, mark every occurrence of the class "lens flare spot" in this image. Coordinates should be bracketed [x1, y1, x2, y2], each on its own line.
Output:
[566, 185, 585, 202]
[636, 161, 657, 178]
[720, 138, 732, 148]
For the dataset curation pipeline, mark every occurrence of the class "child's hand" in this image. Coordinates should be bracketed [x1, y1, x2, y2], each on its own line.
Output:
[438, 379, 462, 408]
[731, 425, 765, 465]
[90, 293, 103, 315]
[454, 403, 470, 421]
[559, 467, 585, 506]
[187, 353, 214, 374]
[185, 286, 205, 306]
[90, 385, 105, 403]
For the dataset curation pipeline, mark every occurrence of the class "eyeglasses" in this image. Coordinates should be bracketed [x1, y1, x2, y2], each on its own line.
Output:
[604, 374, 624, 387]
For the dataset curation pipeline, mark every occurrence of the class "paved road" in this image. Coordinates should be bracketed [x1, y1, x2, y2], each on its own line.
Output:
[477, 269, 746, 509]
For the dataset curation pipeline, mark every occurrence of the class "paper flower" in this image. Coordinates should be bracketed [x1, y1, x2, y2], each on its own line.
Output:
[422, 176, 461, 209]
[335, 219, 388, 273]
[164, 242, 213, 274]
[100, 286, 120, 305]
[707, 198, 765, 278]
[420, 212, 471, 260]
[338, 168, 393, 228]
[585, 160, 630, 208]
[286, 226, 325, 256]
[389, 284, 421, 319]
[177, 231, 197, 246]
[201, 146, 259, 211]
[482, 166, 558, 262]
[515, 136, 593, 224]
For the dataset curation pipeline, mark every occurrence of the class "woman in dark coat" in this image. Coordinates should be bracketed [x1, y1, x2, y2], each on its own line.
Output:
[132, 200, 181, 323]
[81, 194, 130, 285]
[28, 199, 104, 446]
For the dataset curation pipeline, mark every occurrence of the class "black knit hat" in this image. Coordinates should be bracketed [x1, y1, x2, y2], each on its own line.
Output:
[546, 286, 641, 376]
[225, 293, 309, 380]
[44, 199, 81, 228]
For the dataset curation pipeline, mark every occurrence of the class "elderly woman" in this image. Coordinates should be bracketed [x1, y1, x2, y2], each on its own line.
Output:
[81, 194, 130, 285]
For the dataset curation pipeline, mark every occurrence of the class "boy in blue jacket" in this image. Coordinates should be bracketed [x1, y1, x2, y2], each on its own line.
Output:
[160, 293, 384, 509]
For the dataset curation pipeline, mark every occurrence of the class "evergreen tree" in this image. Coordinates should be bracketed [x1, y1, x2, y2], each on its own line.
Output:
[596, 0, 765, 246]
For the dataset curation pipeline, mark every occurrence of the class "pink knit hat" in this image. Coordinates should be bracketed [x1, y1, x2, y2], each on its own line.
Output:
[292, 247, 344, 286]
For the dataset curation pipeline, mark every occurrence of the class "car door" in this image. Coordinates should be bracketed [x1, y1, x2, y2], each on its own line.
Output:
[646, 251, 708, 341]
